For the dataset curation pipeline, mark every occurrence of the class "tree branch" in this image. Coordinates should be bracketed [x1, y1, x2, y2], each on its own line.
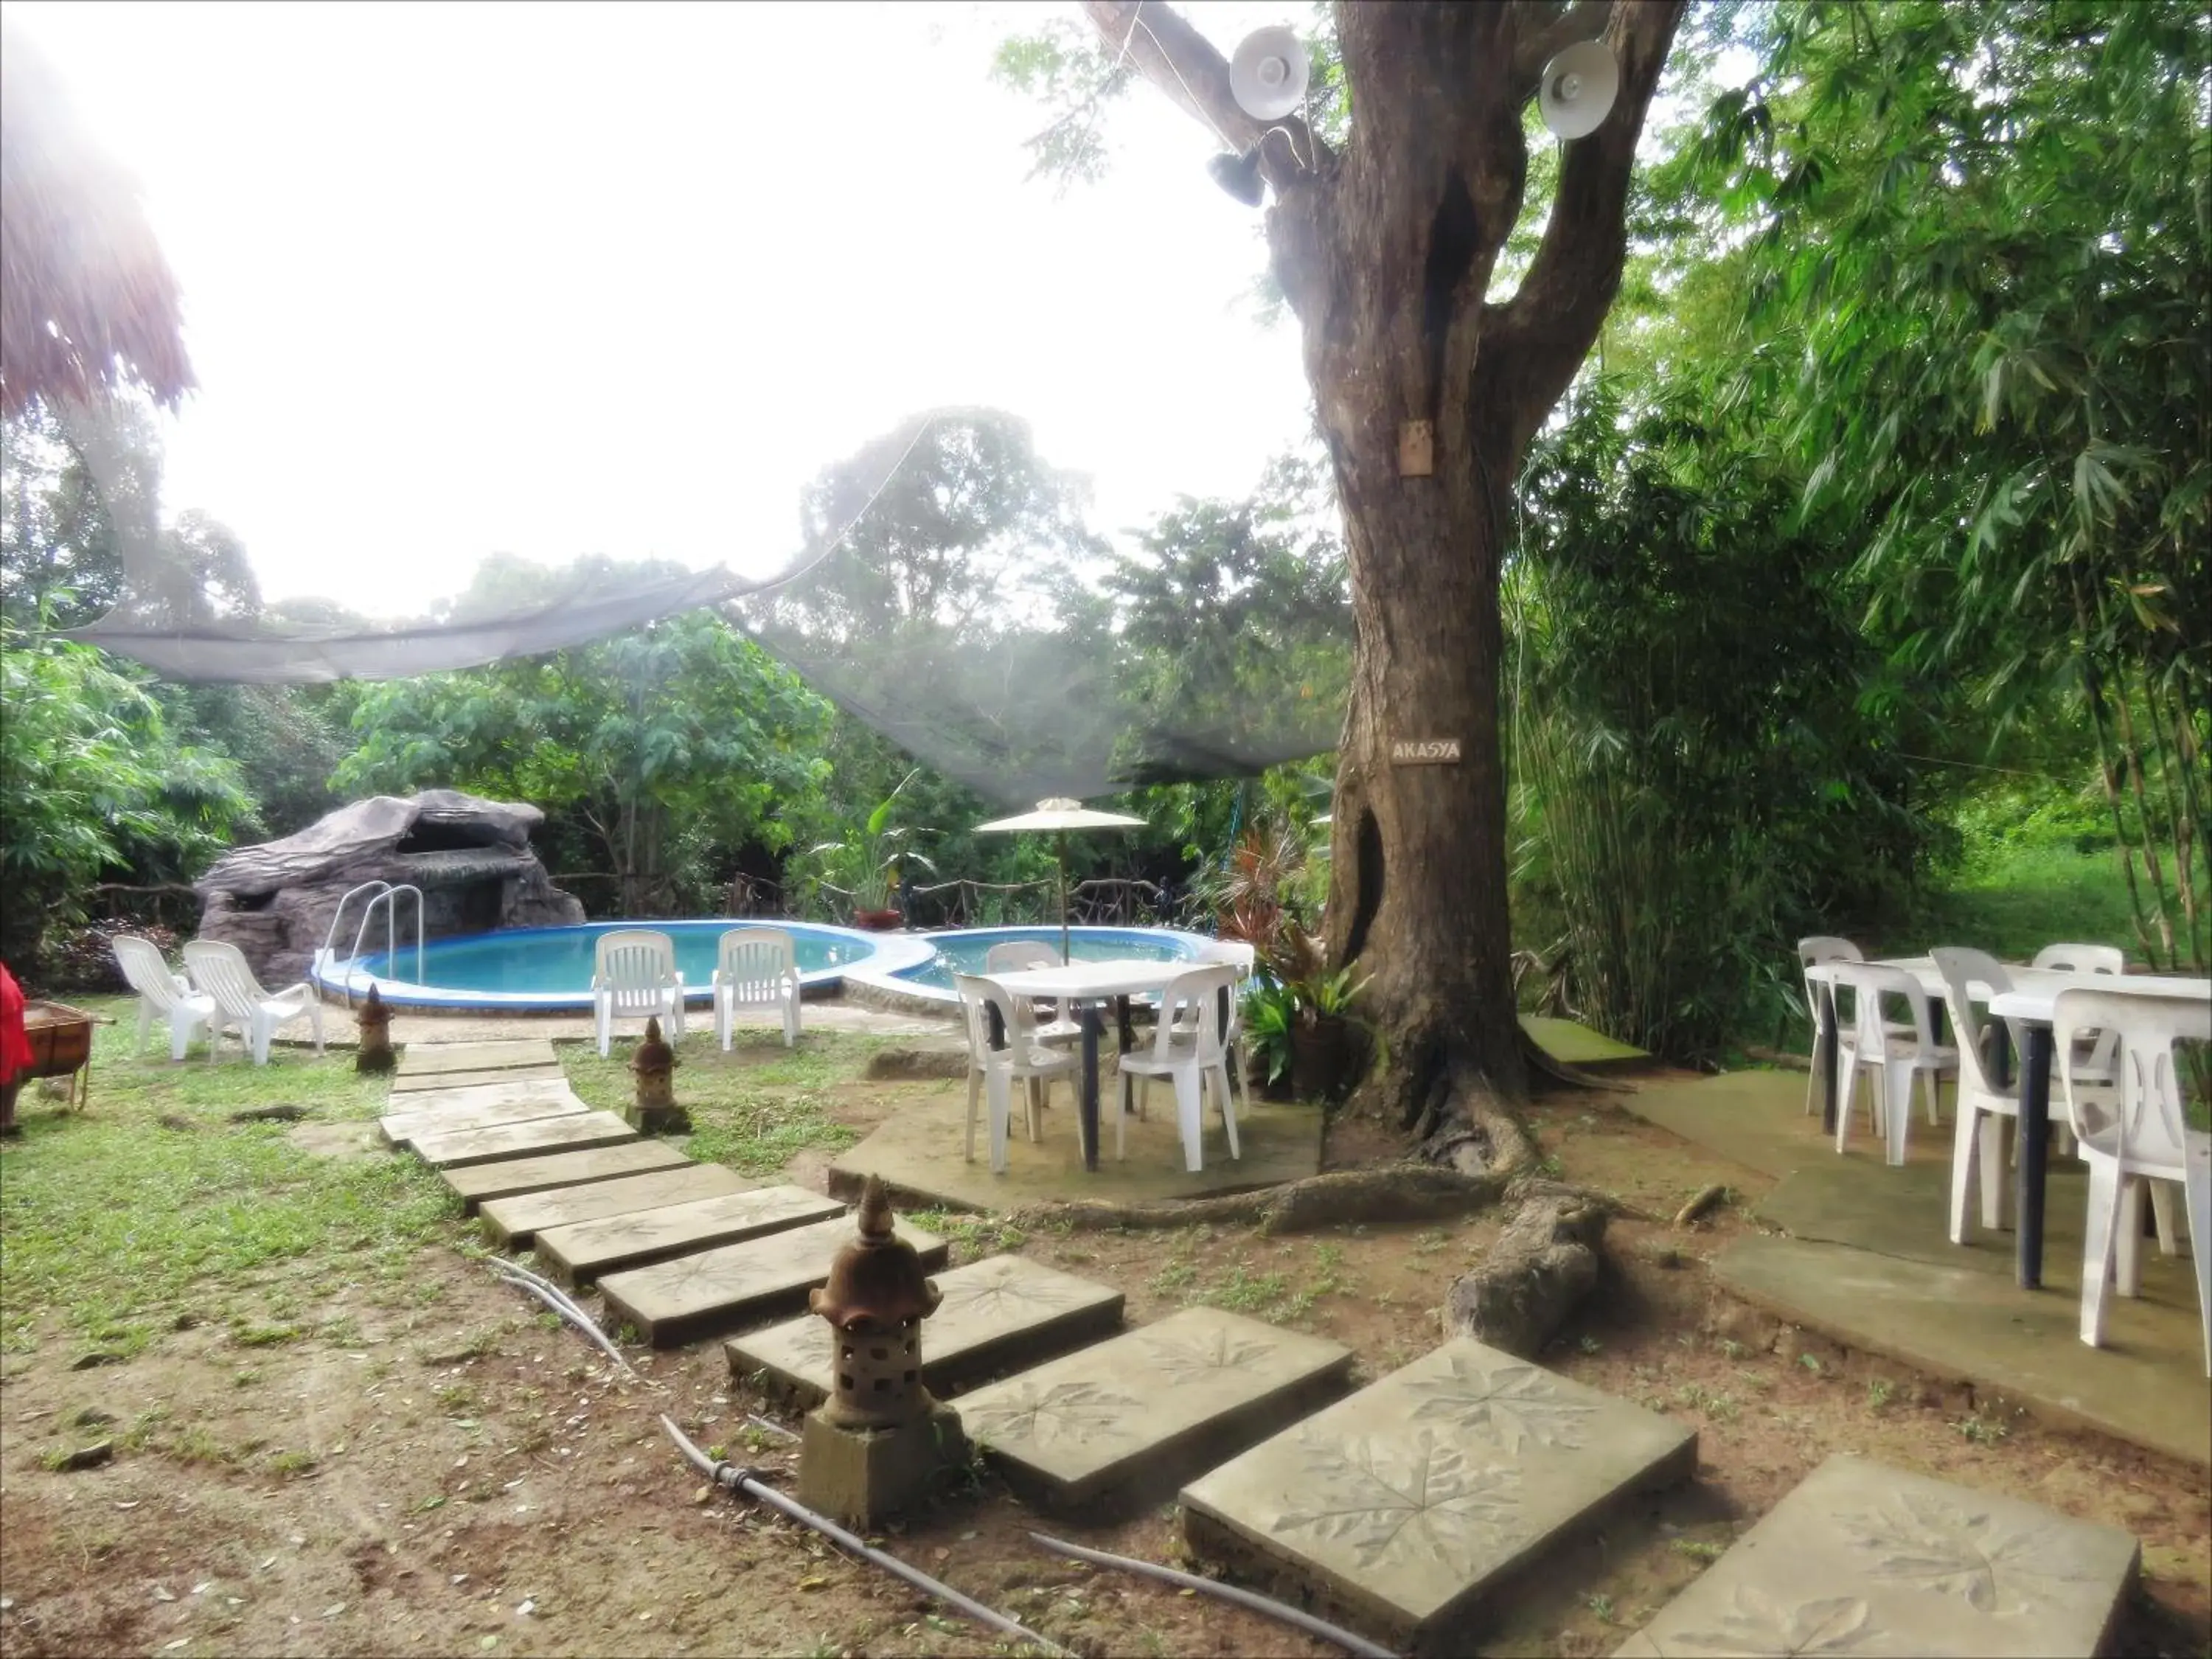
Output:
[1511, 0, 1615, 95]
[1077, 0, 1329, 183]
[1489, 0, 1688, 443]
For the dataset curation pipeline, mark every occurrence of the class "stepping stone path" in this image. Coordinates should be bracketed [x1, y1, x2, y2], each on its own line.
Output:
[440, 1140, 691, 1209]
[372, 1037, 2139, 1658]
[395, 1039, 560, 1077]
[411, 1110, 637, 1169]
[1613, 1453, 2138, 1659]
[390, 1062, 567, 1093]
[380, 1082, 588, 1149]
[954, 1307, 1352, 1515]
[481, 1164, 758, 1248]
[727, 1254, 1126, 1411]
[535, 1185, 846, 1287]
[1180, 1336, 1696, 1655]
[598, 1213, 948, 1347]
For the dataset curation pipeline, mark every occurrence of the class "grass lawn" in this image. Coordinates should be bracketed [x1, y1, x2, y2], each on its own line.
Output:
[0, 996, 456, 1364]
[1910, 841, 2154, 965]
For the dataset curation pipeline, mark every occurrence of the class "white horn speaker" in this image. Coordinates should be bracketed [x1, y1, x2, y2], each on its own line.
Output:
[1539, 39, 1620, 140]
[1230, 26, 1309, 122]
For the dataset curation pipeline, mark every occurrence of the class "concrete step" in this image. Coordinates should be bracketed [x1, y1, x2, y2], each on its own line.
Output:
[440, 1141, 692, 1211]
[381, 1082, 589, 1149]
[411, 1110, 637, 1169]
[390, 1062, 566, 1093]
[1614, 1453, 2138, 1659]
[953, 1307, 1352, 1517]
[534, 1185, 846, 1287]
[597, 1214, 947, 1348]
[395, 1039, 560, 1076]
[1180, 1337, 1696, 1656]
[480, 1164, 754, 1248]
[726, 1255, 1125, 1411]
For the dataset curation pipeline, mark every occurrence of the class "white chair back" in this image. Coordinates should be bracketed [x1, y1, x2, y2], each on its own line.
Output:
[2053, 988, 2210, 1172]
[594, 929, 678, 1016]
[717, 928, 794, 1002]
[114, 936, 188, 1009]
[1195, 939, 1258, 975]
[182, 939, 268, 1021]
[2034, 943, 2125, 975]
[1834, 961, 1933, 1062]
[954, 972, 1037, 1062]
[985, 940, 1059, 973]
[1145, 964, 1240, 1063]
[1930, 947, 2017, 1100]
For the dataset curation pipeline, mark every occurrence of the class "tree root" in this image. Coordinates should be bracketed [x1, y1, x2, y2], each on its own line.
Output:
[1442, 1185, 1611, 1358]
[1005, 1166, 1656, 1239]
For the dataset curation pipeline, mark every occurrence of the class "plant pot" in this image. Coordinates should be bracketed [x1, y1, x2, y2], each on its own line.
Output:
[1290, 1015, 1355, 1102]
[852, 908, 905, 932]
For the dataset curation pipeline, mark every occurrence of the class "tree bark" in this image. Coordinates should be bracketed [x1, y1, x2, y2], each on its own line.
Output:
[1082, 0, 1684, 1172]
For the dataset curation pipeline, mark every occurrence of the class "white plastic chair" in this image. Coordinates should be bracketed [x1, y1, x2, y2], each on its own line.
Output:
[2034, 944, 2124, 1160]
[1832, 961, 1955, 1165]
[1116, 963, 1242, 1173]
[181, 939, 326, 1065]
[2053, 987, 2211, 1376]
[953, 973, 1078, 1174]
[1796, 936, 1863, 1116]
[1932, 947, 2031, 1242]
[712, 928, 800, 1050]
[592, 930, 685, 1058]
[984, 939, 1080, 1047]
[111, 935, 216, 1060]
[1194, 939, 1258, 1116]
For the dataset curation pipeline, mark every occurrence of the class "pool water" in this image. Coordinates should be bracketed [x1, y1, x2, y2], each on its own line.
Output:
[339, 919, 906, 1010]
[891, 926, 1202, 997]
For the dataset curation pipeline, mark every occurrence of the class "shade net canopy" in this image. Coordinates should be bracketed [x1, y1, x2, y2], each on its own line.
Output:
[55, 400, 1352, 810]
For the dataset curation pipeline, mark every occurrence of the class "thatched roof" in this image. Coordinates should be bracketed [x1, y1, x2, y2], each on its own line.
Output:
[1, 21, 194, 417]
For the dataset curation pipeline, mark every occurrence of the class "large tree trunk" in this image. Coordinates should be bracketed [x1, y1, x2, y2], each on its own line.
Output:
[1083, 0, 1683, 1172]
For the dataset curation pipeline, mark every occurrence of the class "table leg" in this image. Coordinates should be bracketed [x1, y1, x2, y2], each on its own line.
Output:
[1115, 995, 1135, 1054]
[1992, 1018, 2012, 1091]
[2016, 1021, 2053, 1289]
[1816, 983, 1840, 1134]
[1079, 1006, 1103, 1173]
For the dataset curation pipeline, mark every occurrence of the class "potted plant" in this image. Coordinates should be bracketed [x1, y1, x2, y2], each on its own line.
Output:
[807, 773, 936, 931]
[1281, 964, 1370, 1102]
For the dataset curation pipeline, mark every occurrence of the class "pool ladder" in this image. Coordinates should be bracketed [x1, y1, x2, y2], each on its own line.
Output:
[316, 881, 424, 1008]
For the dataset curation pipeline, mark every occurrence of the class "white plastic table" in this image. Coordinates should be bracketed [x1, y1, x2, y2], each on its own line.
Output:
[990, 959, 1188, 1172]
[1804, 956, 2210, 1286]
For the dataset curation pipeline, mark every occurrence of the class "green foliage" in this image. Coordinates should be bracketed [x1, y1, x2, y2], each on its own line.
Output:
[1509, 379, 1936, 1061]
[794, 768, 939, 916]
[336, 557, 835, 917]
[0, 619, 254, 967]
[1699, 0, 2211, 970]
[1239, 979, 1299, 1085]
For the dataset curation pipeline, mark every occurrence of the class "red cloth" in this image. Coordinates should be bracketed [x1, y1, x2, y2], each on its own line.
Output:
[0, 962, 31, 1087]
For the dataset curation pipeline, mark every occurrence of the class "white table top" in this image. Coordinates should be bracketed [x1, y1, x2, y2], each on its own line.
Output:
[1805, 956, 2208, 1020]
[990, 958, 1193, 1002]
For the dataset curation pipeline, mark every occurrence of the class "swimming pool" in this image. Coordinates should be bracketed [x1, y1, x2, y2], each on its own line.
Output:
[316, 920, 935, 1012]
[316, 920, 1210, 1012]
[842, 925, 1212, 1006]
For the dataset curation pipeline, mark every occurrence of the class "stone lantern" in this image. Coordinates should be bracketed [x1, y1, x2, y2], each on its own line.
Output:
[796, 1178, 966, 1526]
[354, 985, 395, 1074]
[626, 1016, 689, 1134]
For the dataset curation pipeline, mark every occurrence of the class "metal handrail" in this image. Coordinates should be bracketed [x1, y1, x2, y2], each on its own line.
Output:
[319, 880, 424, 1007]
[345, 884, 424, 1005]
[320, 880, 394, 1003]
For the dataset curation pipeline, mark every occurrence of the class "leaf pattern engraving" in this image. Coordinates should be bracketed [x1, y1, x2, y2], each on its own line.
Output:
[939, 1264, 1082, 1321]
[1405, 1354, 1594, 1454]
[1667, 1587, 1879, 1656]
[1138, 1327, 1277, 1383]
[1834, 1491, 2087, 1615]
[1272, 1430, 1520, 1575]
[961, 1380, 1137, 1449]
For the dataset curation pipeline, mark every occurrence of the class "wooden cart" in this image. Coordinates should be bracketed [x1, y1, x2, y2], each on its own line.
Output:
[0, 999, 96, 1133]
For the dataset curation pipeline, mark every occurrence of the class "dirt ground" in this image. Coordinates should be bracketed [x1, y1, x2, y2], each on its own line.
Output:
[3, 1062, 2208, 1659]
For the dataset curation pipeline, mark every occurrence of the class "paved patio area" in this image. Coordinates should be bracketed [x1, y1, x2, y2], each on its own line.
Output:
[1621, 1068, 2210, 1465]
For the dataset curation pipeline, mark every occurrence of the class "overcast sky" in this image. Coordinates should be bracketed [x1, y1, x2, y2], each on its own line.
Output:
[9, 1, 1315, 614]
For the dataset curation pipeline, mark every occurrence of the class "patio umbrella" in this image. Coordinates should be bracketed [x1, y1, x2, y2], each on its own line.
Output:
[973, 798, 1147, 964]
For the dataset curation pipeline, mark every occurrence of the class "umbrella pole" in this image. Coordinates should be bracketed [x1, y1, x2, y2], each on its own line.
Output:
[1057, 830, 1070, 964]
